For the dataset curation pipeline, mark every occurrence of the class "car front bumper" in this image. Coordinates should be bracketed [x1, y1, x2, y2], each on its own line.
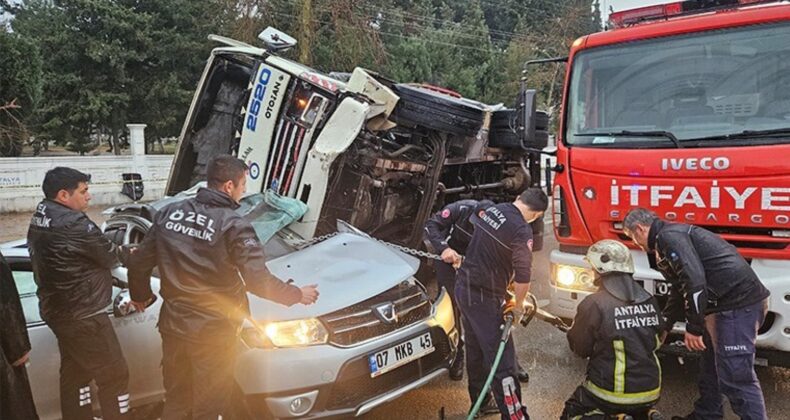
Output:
[234, 288, 458, 418]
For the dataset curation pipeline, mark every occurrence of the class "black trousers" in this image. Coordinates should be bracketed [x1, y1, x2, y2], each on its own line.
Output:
[561, 386, 657, 420]
[435, 261, 464, 363]
[160, 333, 238, 420]
[455, 286, 528, 420]
[48, 314, 130, 420]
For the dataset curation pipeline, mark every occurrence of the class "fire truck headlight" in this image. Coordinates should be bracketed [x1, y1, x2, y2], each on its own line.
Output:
[552, 263, 597, 293]
[241, 318, 328, 348]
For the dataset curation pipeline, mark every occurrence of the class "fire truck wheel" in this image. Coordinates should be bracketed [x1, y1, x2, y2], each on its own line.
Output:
[390, 84, 486, 137]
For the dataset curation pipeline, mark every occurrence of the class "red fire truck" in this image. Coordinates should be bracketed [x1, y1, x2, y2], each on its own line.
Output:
[522, 0, 790, 366]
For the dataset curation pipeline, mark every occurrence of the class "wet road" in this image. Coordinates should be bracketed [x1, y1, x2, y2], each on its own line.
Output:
[2, 211, 788, 419]
[362, 221, 790, 420]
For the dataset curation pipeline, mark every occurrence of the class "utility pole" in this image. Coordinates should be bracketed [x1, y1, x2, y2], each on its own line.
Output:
[299, 0, 314, 65]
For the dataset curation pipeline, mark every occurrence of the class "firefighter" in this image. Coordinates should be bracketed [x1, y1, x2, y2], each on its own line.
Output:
[623, 208, 770, 420]
[128, 155, 319, 419]
[455, 188, 548, 419]
[27, 167, 130, 419]
[424, 199, 531, 383]
[562, 240, 664, 420]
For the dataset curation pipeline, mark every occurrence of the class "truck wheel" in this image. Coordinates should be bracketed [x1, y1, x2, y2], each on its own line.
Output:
[390, 84, 486, 137]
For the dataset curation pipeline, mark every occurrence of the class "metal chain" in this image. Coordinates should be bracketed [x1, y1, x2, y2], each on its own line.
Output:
[290, 231, 340, 249]
[291, 231, 443, 261]
[371, 237, 443, 261]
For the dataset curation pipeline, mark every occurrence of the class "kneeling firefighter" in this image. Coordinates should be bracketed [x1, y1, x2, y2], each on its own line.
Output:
[562, 240, 665, 420]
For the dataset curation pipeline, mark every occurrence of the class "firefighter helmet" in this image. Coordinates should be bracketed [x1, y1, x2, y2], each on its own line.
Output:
[585, 239, 635, 274]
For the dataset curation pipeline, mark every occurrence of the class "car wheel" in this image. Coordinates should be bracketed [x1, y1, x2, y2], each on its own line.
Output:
[390, 84, 486, 137]
[103, 214, 152, 246]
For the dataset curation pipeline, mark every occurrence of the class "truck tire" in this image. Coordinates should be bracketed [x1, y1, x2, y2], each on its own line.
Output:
[391, 84, 486, 137]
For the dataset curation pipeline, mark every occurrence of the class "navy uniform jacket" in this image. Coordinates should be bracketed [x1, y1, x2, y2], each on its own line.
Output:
[456, 202, 534, 299]
[424, 199, 493, 255]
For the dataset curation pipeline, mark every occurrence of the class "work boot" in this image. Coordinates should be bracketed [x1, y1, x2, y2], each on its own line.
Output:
[517, 362, 529, 383]
[449, 353, 464, 381]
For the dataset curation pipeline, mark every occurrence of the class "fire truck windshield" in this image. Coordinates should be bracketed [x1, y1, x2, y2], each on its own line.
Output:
[567, 22, 790, 148]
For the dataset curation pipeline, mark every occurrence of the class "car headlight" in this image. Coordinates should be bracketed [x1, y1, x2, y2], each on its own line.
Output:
[241, 318, 329, 349]
[551, 263, 597, 292]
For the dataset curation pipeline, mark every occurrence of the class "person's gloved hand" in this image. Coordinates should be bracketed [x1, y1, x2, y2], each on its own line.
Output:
[502, 297, 524, 325]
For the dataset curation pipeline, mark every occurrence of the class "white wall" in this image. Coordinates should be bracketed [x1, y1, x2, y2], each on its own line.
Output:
[0, 124, 174, 213]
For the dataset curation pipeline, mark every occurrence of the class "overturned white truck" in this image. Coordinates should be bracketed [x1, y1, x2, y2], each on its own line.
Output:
[166, 28, 549, 249]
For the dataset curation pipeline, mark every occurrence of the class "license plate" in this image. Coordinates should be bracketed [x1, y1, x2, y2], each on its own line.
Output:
[368, 332, 434, 378]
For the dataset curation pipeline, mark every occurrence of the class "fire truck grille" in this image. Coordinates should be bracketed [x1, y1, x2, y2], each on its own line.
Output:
[321, 282, 432, 347]
[262, 118, 307, 197]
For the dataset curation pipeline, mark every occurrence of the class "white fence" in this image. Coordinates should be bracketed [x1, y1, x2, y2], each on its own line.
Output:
[0, 125, 174, 213]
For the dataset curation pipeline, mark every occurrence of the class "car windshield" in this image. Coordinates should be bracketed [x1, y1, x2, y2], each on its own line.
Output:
[566, 22, 790, 148]
[150, 186, 306, 259]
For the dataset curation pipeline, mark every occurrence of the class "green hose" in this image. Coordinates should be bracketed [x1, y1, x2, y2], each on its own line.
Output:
[466, 316, 514, 420]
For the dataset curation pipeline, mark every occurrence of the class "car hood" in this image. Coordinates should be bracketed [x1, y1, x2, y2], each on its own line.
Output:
[247, 232, 420, 321]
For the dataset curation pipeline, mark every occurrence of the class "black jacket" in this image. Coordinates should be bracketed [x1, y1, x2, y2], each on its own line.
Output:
[567, 272, 663, 407]
[128, 188, 302, 342]
[424, 199, 493, 255]
[1, 252, 39, 419]
[647, 220, 770, 336]
[27, 200, 120, 323]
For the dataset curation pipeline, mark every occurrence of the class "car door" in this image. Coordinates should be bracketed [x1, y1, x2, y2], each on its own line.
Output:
[7, 256, 164, 419]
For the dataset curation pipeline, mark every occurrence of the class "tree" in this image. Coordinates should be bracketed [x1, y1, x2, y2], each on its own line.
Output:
[0, 32, 42, 156]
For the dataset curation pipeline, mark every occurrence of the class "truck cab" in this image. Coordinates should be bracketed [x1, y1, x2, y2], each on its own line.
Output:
[166, 29, 548, 252]
[534, 0, 790, 366]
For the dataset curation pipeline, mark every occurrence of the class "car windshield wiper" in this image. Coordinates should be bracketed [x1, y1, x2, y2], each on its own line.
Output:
[683, 127, 790, 143]
[573, 130, 681, 148]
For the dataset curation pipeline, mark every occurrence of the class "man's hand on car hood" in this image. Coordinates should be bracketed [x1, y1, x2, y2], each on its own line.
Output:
[299, 284, 319, 305]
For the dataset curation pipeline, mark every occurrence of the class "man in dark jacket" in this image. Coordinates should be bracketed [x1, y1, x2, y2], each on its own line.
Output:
[27, 167, 130, 420]
[424, 199, 531, 383]
[128, 155, 319, 419]
[563, 240, 664, 420]
[1, 251, 39, 419]
[624, 208, 770, 420]
[455, 188, 548, 420]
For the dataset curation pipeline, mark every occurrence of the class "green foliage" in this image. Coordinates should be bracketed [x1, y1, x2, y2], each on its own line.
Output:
[3, 0, 602, 153]
[0, 32, 42, 156]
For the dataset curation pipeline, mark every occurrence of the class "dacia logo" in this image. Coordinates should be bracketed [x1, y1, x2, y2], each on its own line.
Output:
[374, 302, 398, 324]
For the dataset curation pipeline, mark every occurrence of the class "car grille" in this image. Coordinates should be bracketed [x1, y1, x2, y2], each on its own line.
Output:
[326, 327, 452, 411]
[321, 282, 432, 347]
[262, 118, 309, 197]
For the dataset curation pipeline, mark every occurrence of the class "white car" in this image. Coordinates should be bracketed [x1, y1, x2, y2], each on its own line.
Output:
[2, 197, 458, 419]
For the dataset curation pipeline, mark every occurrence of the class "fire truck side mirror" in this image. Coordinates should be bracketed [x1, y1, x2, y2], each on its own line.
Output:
[518, 89, 538, 146]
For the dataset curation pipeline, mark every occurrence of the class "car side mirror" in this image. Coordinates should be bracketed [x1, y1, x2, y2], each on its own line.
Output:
[112, 290, 156, 317]
[113, 289, 137, 317]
